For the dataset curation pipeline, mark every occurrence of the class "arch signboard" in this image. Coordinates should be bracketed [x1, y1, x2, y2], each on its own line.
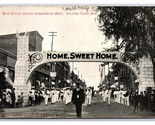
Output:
[13, 33, 154, 104]
[27, 51, 141, 81]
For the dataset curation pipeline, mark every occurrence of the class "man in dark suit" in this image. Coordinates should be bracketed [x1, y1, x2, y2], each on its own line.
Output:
[72, 83, 85, 118]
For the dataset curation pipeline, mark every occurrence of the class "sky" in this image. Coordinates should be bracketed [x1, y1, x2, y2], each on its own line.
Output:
[0, 6, 112, 89]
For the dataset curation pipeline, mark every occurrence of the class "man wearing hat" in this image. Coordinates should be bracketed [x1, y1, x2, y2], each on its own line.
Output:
[71, 83, 85, 118]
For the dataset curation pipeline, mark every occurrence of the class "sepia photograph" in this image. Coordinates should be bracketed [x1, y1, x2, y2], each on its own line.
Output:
[0, 6, 155, 119]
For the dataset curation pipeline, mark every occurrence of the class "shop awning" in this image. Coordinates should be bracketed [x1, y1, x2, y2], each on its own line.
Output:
[5, 77, 13, 85]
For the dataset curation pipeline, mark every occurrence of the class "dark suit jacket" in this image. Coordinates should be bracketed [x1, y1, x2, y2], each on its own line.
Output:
[72, 88, 85, 104]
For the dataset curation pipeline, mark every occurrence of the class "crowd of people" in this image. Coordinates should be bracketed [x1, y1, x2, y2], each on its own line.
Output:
[3, 83, 155, 115]
[0, 85, 95, 110]
[0, 88, 24, 109]
[100, 87, 155, 111]
[1, 85, 155, 113]
[129, 90, 155, 111]
[27, 87, 73, 106]
[27, 85, 94, 118]
[27, 86, 94, 107]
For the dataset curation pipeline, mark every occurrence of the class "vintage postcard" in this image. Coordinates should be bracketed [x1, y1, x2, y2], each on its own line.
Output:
[0, 6, 155, 119]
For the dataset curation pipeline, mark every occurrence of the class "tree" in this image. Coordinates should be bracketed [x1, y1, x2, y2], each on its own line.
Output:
[97, 7, 155, 81]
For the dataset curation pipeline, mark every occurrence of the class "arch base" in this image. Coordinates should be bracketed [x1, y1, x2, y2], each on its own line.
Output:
[13, 81, 31, 106]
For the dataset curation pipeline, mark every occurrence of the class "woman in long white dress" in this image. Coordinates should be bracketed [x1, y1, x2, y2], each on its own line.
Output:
[85, 88, 92, 106]
[106, 88, 112, 106]
[101, 89, 106, 103]
[55, 90, 59, 102]
[44, 89, 50, 106]
[64, 89, 71, 105]
[50, 89, 57, 104]
[113, 90, 118, 103]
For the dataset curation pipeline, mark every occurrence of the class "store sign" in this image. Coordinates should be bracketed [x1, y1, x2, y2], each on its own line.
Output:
[50, 72, 57, 77]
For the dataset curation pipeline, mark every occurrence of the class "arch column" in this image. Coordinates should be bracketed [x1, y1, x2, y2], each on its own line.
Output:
[13, 33, 31, 106]
[139, 54, 155, 92]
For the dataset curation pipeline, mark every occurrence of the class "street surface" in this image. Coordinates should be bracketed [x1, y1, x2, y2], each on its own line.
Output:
[0, 94, 155, 119]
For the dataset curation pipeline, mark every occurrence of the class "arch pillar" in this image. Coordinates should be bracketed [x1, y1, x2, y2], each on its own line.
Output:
[139, 54, 155, 92]
[13, 33, 31, 106]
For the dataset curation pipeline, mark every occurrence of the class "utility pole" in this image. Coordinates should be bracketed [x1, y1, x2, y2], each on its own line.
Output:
[49, 31, 57, 51]
[72, 62, 74, 72]
[49, 31, 57, 88]
[78, 71, 79, 78]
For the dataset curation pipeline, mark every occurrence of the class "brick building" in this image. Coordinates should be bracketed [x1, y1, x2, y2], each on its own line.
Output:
[0, 31, 43, 55]
[0, 31, 51, 88]
[0, 31, 70, 90]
